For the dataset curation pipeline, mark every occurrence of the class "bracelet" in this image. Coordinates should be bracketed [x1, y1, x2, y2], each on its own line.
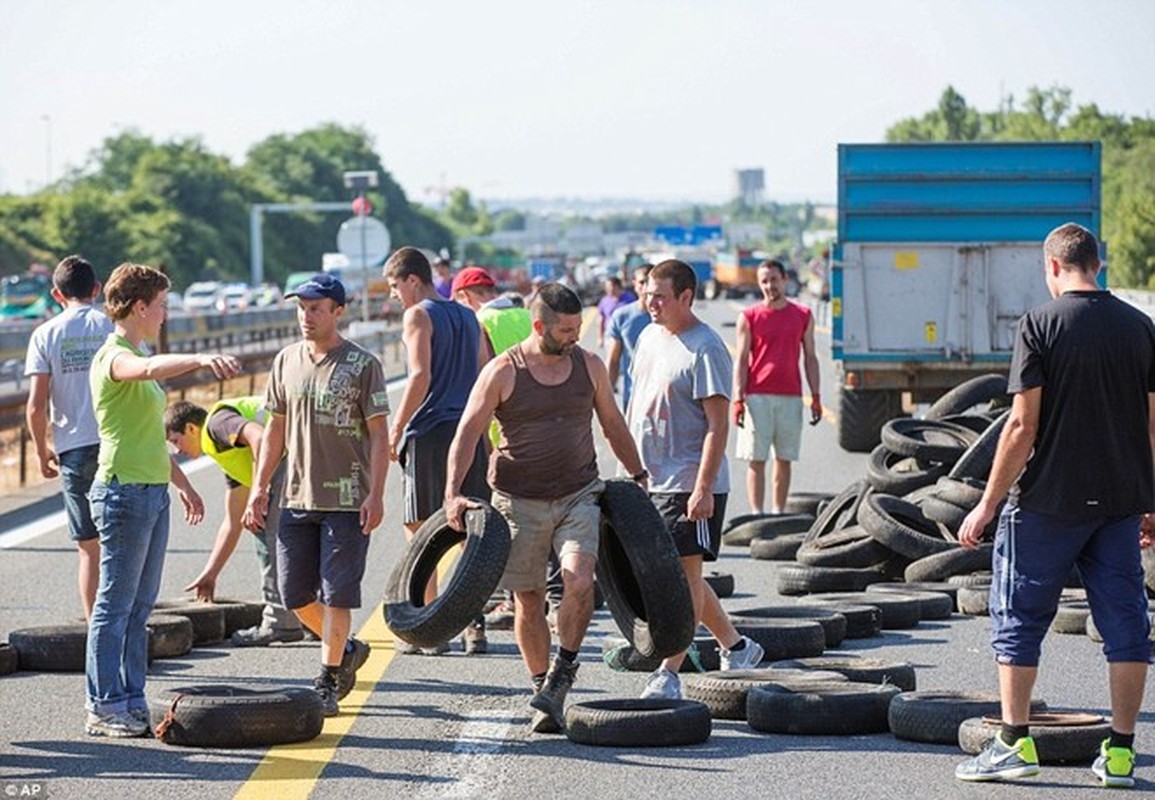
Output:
[630, 469, 650, 484]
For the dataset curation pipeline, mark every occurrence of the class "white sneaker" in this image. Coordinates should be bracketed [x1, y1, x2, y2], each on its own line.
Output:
[640, 668, 682, 700]
[86, 710, 149, 738]
[720, 636, 765, 670]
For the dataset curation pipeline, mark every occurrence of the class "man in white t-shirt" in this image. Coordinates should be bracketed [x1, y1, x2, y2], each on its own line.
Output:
[24, 255, 113, 620]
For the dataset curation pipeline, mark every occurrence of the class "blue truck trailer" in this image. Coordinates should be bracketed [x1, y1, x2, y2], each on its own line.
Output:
[832, 141, 1102, 451]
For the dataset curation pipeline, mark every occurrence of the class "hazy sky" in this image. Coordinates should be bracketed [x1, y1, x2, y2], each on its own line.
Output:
[2, 0, 1153, 204]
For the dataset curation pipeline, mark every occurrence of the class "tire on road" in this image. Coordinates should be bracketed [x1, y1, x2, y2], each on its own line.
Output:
[925, 374, 1008, 420]
[783, 492, 835, 516]
[880, 419, 976, 464]
[747, 681, 901, 735]
[838, 388, 902, 453]
[9, 623, 88, 672]
[956, 585, 991, 616]
[0, 642, 18, 675]
[775, 564, 889, 596]
[866, 446, 946, 496]
[703, 571, 735, 599]
[721, 514, 815, 547]
[683, 669, 847, 720]
[729, 617, 827, 662]
[947, 410, 1009, 481]
[384, 502, 511, 649]
[211, 598, 266, 637]
[796, 524, 894, 570]
[153, 601, 227, 646]
[1051, 601, 1091, 635]
[147, 614, 195, 659]
[151, 685, 324, 748]
[859, 588, 953, 621]
[889, 690, 1047, 744]
[958, 712, 1111, 764]
[749, 532, 807, 561]
[859, 493, 955, 560]
[564, 698, 712, 747]
[729, 605, 848, 648]
[769, 655, 917, 692]
[802, 592, 922, 630]
[903, 545, 993, 583]
[594, 480, 695, 658]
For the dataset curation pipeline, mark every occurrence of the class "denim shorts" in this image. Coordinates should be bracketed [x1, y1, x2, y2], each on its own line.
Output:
[60, 444, 99, 542]
[990, 504, 1152, 667]
[276, 509, 370, 609]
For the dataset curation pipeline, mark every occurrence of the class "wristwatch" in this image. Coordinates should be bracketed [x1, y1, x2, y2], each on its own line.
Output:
[631, 469, 650, 484]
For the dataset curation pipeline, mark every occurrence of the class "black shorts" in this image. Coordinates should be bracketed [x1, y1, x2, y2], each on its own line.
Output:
[650, 492, 728, 562]
[402, 419, 489, 524]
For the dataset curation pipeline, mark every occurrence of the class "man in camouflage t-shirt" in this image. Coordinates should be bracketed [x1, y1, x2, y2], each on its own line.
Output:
[244, 273, 390, 717]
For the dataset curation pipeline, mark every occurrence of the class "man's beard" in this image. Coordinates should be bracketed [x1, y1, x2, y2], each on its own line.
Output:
[541, 330, 572, 356]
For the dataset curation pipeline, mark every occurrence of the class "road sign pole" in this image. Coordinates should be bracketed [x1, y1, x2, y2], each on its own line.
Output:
[360, 197, 370, 323]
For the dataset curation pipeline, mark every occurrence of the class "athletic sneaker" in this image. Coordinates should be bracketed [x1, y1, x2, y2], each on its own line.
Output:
[231, 624, 305, 647]
[86, 710, 149, 738]
[1092, 739, 1136, 788]
[128, 707, 151, 730]
[955, 734, 1040, 782]
[313, 672, 339, 717]
[336, 638, 371, 700]
[720, 636, 765, 670]
[640, 668, 682, 700]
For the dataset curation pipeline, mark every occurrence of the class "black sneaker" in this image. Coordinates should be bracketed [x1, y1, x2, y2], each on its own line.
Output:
[313, 672, 339, 717]
[528, 656, 578, 732]
[336, 638, 371, 700]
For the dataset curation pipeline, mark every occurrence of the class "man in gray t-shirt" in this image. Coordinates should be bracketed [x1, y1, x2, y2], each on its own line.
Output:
[24, 256, 112, 621]
[626, 259, 765, 702]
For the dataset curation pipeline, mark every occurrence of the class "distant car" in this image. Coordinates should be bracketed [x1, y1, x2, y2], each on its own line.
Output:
[283, 271, 316, 298]
[217, 283, 252, 312]
[252, 283, 283, 307]
[184, 281, 223, 313]
[167, 291, 184, 312]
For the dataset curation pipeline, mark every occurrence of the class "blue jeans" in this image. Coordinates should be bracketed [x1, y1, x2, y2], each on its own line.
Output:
[85, 480, 171, 715]
[59, 444, 99, 542]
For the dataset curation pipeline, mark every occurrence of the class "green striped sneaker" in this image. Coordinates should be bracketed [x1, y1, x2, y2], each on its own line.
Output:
[1092, 739, 1135, 788]
[956, 734, 1040, 782]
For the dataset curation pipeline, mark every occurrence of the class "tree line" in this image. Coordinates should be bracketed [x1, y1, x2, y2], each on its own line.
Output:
[887, 86, 1155, 288]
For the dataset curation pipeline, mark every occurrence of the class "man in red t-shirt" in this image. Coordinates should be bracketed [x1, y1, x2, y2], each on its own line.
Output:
[731, 260, 821, 514]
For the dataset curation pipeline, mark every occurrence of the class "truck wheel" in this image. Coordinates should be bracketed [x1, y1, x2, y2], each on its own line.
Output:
[838, 389, 901, 453]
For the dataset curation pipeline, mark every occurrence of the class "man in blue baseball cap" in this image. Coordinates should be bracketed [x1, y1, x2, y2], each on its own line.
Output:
[284, 272, 347, 306]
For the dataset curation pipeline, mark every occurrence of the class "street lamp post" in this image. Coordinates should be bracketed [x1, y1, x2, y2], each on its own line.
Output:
[40, 115, 52, 189]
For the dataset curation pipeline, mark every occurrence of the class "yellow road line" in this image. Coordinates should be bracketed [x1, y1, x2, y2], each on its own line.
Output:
[235, 554, 460, 799]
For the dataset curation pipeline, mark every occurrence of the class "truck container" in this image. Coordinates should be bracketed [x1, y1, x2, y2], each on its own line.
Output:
[832, 141, 1102, 451]
[704, 249, 762, 299]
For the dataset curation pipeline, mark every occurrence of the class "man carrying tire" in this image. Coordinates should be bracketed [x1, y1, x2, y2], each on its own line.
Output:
[627, 259, 765, 700]
[955, 224, 1153, 788]
[444, 282, 646, 734]
[243, 273, 388, 717]
[387, 248, 492, 656]
[731, 259, 821, 515]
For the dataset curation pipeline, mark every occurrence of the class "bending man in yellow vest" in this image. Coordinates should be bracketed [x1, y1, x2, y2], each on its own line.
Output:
[164, 397, 306, 646]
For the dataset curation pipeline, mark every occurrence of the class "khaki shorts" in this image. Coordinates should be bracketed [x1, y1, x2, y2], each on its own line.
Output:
[491, 479, 604, 592]
[735, 393, 803, 462]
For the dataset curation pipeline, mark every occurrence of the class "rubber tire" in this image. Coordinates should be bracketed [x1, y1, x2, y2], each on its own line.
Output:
[783, 492, 835, 516]
[150, 685, 324, 747]
[703, 571, 734, 599]
[1083, 613, 1155, 643]
[1051, 601, 1091, 634]
[947, 409, 1009, 481]
[796, 524, 894, 569]
[947, 572, 993, 588]
[868, 581, 959, 606]
[0, 642, 18, 675]
[889, 691, 1046, 744]
[729, 617, 827, 661]
[880, 419, 976, 464]
[769, 655, 917, 692]
[809, 481, 872, 538]
[839, 388, 902, 453]
[903, 545, 993, 583]
[564, 698, 712, 747]
[9, 623, 88, 672]
[721, 513, 771, 535]
[147, 614, 195, 659]
[958, 713, 1111, 765]
[775, 564, 889, 596]
[594, 480, 695, 658]
[384, 502, 511, 649]
[956, 585, 990, 616]
[683, 669, 848, 720]
[802, 592, 922, 630]
[722, 514, 815, 547]
[747, 681, 901, 735]
[793, 602, 883, 639]
[857, 588, 953, 621]
[212, 598, 266, 637]
[925, 374, 1008, 420]
[859, 493, 955, 560]
[729, 605, 848, 648]
[932, 476, 986, 509]
[866, 445, 946, 496]
[749, 532, 806, 561]
[153, 601, 227, 646]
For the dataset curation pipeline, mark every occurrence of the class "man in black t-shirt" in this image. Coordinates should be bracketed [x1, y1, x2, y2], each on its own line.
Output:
[955, 223, 1154, 788]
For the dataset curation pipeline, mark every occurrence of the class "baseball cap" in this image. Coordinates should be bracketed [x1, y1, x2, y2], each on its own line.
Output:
[451, 266, 496, 294]
[285, 273, 346, 306]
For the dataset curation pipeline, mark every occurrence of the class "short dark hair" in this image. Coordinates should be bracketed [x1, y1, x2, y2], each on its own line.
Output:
[650, 259, 697, 299]
[164, 400, 207, 435]
[1044, 223, 1100, 273]
[53, 255, 97, 300]
[633, 263, 654, 282]
[759, 259, 787, 279]
[605, 276, 623, 289]
[102, 263, 170, 321]
[384, 246, 433, 284]
[531, 282, 582, 324]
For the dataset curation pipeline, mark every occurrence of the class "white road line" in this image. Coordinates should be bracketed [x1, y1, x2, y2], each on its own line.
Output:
[432, 709, 517, 799]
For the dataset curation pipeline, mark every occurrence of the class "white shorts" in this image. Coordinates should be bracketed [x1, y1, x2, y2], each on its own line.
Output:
[735, 394, 803, 462]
